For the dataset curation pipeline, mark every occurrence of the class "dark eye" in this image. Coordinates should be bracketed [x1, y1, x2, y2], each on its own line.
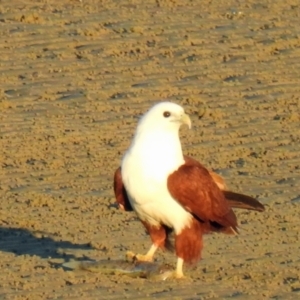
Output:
[163, 111, 171, 118]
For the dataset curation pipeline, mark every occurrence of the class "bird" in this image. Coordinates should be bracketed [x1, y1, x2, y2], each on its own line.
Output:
[113, 102, 264, 279]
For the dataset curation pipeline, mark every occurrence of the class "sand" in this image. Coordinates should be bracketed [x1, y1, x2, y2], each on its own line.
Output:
[0, 0, 300, 299]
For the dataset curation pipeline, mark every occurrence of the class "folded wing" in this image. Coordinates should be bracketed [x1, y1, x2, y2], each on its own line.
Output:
[113, 167, 133, 211]
[167, 160, 238, 233]
[223, 190, 265, 212]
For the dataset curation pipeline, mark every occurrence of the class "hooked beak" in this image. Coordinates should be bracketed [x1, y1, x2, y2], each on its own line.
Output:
[181, 113, 192, 129]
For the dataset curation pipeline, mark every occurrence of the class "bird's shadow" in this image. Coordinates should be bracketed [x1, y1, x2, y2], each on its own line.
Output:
[0, 226, 95, 269]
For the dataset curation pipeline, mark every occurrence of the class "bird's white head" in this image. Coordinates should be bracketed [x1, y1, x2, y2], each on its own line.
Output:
[137, 102, 191, 134]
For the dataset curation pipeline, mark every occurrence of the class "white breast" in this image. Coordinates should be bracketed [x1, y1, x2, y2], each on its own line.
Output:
[121, 130, 192, 234]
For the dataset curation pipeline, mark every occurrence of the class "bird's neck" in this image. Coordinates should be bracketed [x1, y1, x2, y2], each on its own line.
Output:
[131, 129, 185, 175]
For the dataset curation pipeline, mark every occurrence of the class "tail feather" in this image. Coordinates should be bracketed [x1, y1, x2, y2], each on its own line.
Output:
[223, 191, 265, 212]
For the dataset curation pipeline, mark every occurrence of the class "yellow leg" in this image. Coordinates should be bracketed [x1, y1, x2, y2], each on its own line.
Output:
[175, 257, 185, 278]
[126, 244, 158, 262]
[158, 257, 185, 280]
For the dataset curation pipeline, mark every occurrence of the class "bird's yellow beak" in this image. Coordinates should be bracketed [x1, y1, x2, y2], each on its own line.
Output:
[181, 113, 192, 129]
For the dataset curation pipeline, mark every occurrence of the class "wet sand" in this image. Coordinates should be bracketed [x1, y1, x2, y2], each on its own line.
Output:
[1, 0, 300, 299]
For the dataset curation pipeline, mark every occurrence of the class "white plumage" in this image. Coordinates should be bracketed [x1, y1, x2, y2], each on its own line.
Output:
[121, 102, 192, 234]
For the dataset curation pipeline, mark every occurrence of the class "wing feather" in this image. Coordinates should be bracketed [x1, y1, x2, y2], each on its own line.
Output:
[113, 167, 133, 211]
[183, 155, 264, 212]
[223, 191, 265, 212]
[167, 161, 237, 230]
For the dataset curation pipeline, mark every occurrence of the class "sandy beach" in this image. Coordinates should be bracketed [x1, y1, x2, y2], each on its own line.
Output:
[0, 0, 300, 299]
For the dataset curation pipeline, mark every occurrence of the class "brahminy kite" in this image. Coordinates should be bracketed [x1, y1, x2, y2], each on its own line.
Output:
[114, 102, 264, 278]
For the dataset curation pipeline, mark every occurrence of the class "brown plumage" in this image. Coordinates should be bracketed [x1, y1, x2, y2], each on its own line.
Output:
[168, 156, 238, 235]
[113, 155, 265, 267]
[113, 166, 133, 211]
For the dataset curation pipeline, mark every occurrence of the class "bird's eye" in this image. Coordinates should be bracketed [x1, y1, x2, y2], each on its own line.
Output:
[163, 111, 171, 118]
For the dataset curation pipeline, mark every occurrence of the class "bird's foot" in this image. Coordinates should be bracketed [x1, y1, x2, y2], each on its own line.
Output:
[158, 270, 186, 281]
[126, 251, 154, 263]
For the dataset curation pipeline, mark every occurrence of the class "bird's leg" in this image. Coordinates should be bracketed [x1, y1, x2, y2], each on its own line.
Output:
[167, 218, 203, 279]
[126, 244, 158, 262]
[175, 257, 185, 278]
[158, 257, 185, 280]
[138, 243, 158, 261]
[126, 222, 168, 262]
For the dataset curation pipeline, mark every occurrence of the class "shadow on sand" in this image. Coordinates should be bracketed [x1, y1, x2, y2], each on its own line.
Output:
[0, 226, 93, 267]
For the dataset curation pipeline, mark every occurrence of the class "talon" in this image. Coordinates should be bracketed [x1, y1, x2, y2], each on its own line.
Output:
[125, 251, 153, 262]
[126, 251, 136, 262]
[159, 271, 186, 280]
[175, 272, 185, 279]
[135, 253, 153, 262]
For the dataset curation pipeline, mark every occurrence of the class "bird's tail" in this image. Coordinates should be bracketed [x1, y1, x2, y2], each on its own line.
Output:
[223, 191, 265, 212]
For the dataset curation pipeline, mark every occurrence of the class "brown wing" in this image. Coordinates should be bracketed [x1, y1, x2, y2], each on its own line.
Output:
[208, 171, 227, 190]
[167, 161, 237, 231]
[184, 156, 227, 190]
[113, 167, 133, 211]
[223, 191, 265, 212]
[184, 155, 265, 212]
